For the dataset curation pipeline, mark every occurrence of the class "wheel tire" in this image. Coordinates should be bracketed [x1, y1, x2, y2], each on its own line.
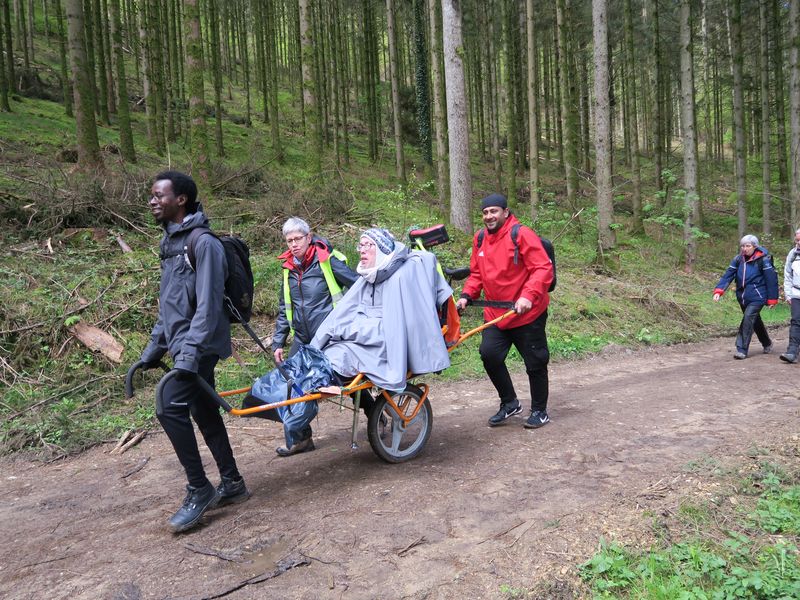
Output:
[367, 383, 432, 464]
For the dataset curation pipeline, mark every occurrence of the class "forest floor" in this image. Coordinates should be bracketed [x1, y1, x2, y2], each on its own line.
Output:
[1, 327, 799, 600]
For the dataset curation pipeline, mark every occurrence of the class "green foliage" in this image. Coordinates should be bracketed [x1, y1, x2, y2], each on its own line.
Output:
[580, 479, 800, 599]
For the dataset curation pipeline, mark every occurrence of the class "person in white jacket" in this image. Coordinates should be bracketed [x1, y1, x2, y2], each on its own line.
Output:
[780, 229, 800, 363]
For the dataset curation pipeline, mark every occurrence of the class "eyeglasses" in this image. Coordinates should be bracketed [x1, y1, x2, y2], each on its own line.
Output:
[286, 235, 308, 246]
[356, 242, 376, 252]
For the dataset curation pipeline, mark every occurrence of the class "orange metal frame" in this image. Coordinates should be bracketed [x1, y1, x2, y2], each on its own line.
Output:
[219, 310, 515, 420]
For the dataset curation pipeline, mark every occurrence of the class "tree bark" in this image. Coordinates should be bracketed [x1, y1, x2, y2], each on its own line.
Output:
[300, 0, 321, 173]
[386, 0, 405, 182]
[65, 0, 103, 168]
[760, 0, 771, 236]
[184, 0, 210, 190]
[680, 0, 698, 272]
[442, 0, 472, 233]
[593, 0, 614, 255]
[526, 0, 539, 218]
[729, 0, 747, 236]
[790, 0, 800, 226]
[555, 0, 577, 209]
[430, 0, 448, 211]
[109, 0, 135, 161]
[625, 0, 643, 233]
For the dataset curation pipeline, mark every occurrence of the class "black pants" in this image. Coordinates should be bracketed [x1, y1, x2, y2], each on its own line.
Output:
[735, 301, 771, 355]
[157, 355, 240, 489]
[788, 299, 800, 354]
[479, 310, 549, 412]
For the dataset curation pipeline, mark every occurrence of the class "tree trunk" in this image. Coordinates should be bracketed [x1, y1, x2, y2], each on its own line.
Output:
[65, 0, 103, 168]
[770, 0, 788, 230]
[729, 0, 747, 236]
[0, 0, 9, 111]
[680, 0, 698, 272]
[652, 0, 663, 192]
[593, 0, 614, 255]
[442, 0, 472, 233]
[504, 0, 516, 202]
[386, 0, 405, 182]
[184, 0, 210, 190]
[300, 0, 321, 173]
[2, 0, 14, 92]
[625, 0, 643, 233]
[791, 0, 800, 226]
[413, 0, 431, 167]
[109, 0, 135, 161]
[760, 0, 771, 236]
[526, 0, 539, 218]
[556, 0, 577, 209]
[429, 0, 448, 211]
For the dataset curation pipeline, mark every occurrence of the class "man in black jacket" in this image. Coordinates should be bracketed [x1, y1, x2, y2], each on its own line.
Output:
[140, 171, 249, 532]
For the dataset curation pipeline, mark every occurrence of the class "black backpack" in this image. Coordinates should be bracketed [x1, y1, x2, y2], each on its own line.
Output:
[164, 227, 255, 323]
[477, 223, 556, 292]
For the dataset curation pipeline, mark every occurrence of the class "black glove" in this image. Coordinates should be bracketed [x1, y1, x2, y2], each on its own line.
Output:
[140, 359, 162, 371]
[173, 367, 196, 381]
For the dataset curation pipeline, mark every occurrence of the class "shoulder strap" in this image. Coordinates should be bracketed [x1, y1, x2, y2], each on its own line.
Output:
[477, 228, 485, 248]
[184, 228, 214, 270]
[511, 223, 521, 265]
[319, 256, 344, 304]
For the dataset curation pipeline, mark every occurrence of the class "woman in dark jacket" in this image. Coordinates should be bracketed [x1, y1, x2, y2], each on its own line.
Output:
[713, 234, 779, 359]
[268, 217, 357, 456]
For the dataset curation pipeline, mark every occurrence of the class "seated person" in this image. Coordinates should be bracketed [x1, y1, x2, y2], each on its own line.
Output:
[311, 227, 452, 392]
[245, 228, 452, 452]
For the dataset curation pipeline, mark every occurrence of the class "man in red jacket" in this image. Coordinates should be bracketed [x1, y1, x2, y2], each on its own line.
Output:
[455, 194, 554, 429]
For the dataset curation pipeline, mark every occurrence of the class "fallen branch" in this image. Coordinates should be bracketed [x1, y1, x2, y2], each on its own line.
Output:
[396, 536, 427, 556]
[121, 456, 150, 478]
[116, 235, 132, 253]
[477, 519, 525, 545]
[110, 430, 133, 453]
[184, 542, 243, 562]
[203, 554, 310, 599]
[212, 156, 278, 192]
[114, 431, 146, 455]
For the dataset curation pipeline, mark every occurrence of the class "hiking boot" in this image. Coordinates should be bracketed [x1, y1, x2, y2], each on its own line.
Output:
[216, 476, 250, 507]
[524, 410, 550, 429]
[733, 352, 747, 360]
[780, 352, 798, 364]
[763, 344, 774, 354]
[276, 437, 316, 457]
[488, 400, 522, 427]
[168, 482, 219, 533]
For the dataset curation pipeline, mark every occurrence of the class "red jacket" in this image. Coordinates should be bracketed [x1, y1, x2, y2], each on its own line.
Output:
[461, 214, 552, 330]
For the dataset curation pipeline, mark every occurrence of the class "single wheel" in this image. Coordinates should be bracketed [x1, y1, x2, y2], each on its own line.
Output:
[367, 383, 432, 463]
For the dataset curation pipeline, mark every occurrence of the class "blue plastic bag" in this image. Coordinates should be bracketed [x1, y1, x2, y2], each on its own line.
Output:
[250, 344, 334, 447]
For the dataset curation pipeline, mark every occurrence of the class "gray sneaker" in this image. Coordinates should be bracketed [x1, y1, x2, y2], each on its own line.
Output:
[488, 400, 522, 426]
[524, 410, 550, 429]
[733, 352, 747, 360]
[780, 352, 798, 364]
[763, 344, 774, 354]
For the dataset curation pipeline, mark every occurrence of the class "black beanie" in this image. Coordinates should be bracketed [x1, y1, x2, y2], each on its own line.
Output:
[480, 193, 508, 210]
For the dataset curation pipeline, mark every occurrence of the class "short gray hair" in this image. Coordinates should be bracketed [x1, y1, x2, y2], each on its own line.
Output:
[740, 234, 759, 246]
[283, 217, 310, 237]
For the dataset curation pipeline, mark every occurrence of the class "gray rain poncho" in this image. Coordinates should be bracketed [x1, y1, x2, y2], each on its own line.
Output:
[310, 245, 452, 392]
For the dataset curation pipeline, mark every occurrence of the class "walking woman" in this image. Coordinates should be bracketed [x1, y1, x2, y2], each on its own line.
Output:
[712, 234, 779, 359]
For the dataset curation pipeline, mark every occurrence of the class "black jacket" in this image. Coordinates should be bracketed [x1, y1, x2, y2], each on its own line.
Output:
[140, 209, 231, 372]
[272, 237, 357, 349]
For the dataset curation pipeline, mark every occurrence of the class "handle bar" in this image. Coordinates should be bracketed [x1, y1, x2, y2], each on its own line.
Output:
[443, 266, 471, 281]
[124, 360, 169, 399]
[154, 369, 233, 416]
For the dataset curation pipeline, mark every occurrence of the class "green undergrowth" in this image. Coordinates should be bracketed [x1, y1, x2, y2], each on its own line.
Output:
[580, 455, 800, 599]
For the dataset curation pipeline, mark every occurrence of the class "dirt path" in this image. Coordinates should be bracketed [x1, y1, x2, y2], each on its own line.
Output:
[2, 328, 799, 600]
